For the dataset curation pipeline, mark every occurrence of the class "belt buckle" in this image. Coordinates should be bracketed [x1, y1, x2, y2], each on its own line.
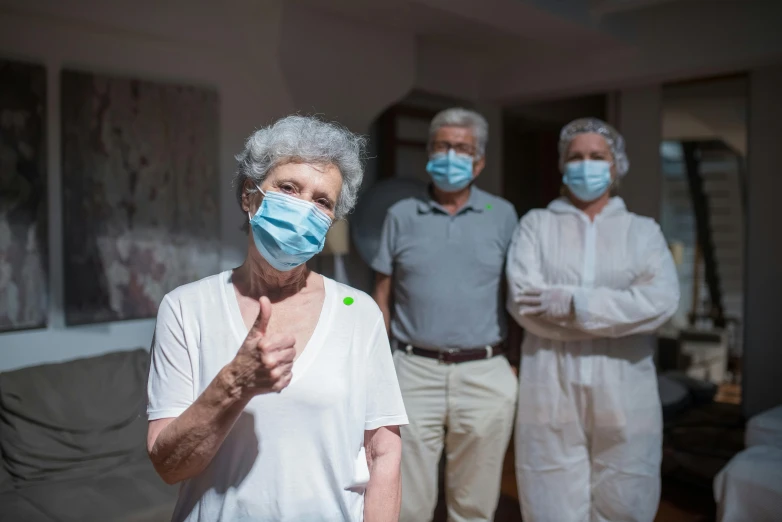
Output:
[439, 348, 458, 364]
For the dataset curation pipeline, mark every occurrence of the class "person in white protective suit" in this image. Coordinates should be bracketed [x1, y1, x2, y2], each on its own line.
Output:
[506, 118, 680, 522]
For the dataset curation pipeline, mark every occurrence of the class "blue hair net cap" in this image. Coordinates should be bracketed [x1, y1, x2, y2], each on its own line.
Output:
[558, 118, 630, 177]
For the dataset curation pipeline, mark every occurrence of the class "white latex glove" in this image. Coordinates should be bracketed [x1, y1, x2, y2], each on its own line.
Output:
[517, 288, 574, 318]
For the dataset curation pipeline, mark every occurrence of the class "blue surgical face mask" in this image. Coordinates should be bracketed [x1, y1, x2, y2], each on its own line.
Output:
[426, 149, 474, 192]
[248, 188, 332, 271]
[562, 160, 612, 202]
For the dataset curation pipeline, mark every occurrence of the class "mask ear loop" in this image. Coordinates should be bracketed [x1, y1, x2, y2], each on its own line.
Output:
[247, 182, 266, 222]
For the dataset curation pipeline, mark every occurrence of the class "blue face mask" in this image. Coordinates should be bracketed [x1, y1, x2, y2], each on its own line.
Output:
[248, 188, 332, 271]
[426, 149, 474, 192]
[562, 160, 612, 202]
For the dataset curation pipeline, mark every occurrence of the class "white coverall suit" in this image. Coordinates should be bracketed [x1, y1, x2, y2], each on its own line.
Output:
[506, 196, 680, 522]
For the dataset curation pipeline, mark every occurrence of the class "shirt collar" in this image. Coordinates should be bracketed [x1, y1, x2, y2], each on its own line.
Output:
[417, 185, 485, 214]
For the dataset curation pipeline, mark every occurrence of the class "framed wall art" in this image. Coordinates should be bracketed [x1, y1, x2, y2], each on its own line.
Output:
[61, 70, 220, 325]
[0, 58, 48, 332]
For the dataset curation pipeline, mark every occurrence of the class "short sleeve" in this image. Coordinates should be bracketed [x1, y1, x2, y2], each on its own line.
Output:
[370, 212, 398, 276]
[147, 295, 194, 420]
[364, 316, 408, 431]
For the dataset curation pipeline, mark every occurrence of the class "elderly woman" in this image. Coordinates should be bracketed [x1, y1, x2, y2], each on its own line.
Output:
[506, 118, 680, 522]
[146, 116, 408, 522]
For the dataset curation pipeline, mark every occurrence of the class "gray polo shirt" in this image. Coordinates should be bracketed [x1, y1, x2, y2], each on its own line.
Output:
[371, 186, 519, 350]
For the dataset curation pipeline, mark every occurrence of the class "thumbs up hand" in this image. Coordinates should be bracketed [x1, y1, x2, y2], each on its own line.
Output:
[229, 296, 296, 397]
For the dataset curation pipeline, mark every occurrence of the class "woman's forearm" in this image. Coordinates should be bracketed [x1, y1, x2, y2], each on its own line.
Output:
[149, 366, 250, 484]
[364, 454, 401, 521]
[363, 427, 402, 522]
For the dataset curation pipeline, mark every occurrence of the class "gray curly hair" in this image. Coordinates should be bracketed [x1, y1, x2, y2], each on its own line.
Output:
[558, 117, 630, 177]
[234, 115, 367, 220]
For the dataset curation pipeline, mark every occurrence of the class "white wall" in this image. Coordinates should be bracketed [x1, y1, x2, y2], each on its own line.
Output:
[743, 65, 782, 417]
[279, 2, 415, 133]
[0, 0, 421, 371]
[0, 0, 291, 371]
[474, 103, 504, 197]
[613, 85, 663, 220]
[276, 2, 418, 295]
[416, 40, 486, 103]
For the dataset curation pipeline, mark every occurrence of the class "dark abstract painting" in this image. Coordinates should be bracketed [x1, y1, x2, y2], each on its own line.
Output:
[61, 70, 219, 325]
[0, 59, 47, 332]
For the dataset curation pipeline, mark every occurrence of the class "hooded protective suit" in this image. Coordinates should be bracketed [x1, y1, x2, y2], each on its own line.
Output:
[507, 196, 680, 522]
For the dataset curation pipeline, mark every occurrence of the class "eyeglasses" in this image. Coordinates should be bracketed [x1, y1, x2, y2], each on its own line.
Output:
[430, 140, 476, 156]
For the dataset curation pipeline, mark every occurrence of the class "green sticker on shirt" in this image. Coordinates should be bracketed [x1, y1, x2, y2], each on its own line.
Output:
[486, 204, 492, 210]
[343, 297, 354, 306]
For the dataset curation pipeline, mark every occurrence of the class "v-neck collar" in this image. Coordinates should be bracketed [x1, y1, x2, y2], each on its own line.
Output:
[222, 270, 335, 386]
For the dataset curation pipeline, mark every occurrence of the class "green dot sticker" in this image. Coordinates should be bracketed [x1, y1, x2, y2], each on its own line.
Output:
[343, 297, 354, 306]
[486, 204, 493, 210]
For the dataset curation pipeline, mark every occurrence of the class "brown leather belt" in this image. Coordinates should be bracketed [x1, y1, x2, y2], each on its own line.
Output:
[397, 342, 505, 364]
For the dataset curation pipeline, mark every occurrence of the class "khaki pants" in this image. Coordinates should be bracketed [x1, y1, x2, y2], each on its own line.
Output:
[393, 350, 518, 522]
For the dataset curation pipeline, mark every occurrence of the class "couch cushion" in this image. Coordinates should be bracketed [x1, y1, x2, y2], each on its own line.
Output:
[0, 349, 150, 484]
[15, 462, 177, 522]
[746, 404, 782, 449]
[0, 492, 55, 522]
[714, 445, 782, 522]
[0, 443, 14, 493]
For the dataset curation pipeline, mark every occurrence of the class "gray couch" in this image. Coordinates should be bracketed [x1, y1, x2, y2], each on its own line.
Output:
[0, 349, 177, 521]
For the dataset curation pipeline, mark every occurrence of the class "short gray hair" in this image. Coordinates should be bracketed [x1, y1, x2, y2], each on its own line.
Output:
[234, 115, 367, 219]
[428, 108, 489, 157]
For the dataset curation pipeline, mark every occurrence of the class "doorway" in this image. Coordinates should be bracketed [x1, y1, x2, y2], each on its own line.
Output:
[502, 94, 607, 215]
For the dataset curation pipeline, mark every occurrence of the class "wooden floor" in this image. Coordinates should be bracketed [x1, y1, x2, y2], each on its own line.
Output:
[714, 383, 741, 405]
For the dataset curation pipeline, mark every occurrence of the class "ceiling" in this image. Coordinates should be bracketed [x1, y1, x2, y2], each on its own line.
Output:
[292, 0, 782, 104]
[294, 0, 624, 54]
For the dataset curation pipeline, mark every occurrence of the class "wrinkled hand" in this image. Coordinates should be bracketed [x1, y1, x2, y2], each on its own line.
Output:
[517, 288, 573, 319]
[229, 296, 296, 397]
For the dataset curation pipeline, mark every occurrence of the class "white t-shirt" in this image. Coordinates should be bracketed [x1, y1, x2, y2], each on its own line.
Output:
[147, 271, 408, 522]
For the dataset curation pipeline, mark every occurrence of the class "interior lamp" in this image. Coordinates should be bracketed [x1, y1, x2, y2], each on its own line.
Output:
[322, 219, 350, 283]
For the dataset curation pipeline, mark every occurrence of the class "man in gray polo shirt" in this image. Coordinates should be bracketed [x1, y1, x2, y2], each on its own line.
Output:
[372, 108, 519, 522]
